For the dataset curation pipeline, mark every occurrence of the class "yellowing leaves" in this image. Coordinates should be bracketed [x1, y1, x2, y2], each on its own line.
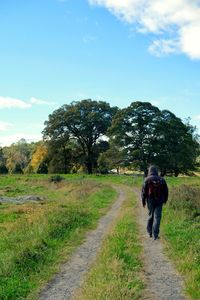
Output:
[30, 143, 48, 172]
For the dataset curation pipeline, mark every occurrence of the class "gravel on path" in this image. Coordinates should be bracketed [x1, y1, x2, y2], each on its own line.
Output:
[134, 188, 187, 300]
[39, 187, 125, 300]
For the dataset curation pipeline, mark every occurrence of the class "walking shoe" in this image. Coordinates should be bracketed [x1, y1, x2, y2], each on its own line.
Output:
[153, 236, 159, 240]
[149, 233, 152, 238]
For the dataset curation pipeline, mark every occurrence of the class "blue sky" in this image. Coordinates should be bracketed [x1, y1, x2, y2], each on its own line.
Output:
[0, 0, 200, 146]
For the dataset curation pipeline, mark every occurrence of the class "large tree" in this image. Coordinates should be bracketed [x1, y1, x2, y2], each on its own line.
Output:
[156, 111, 199, 176]
[43, 99, 118, 174]
[109, 101, 161, 175]
[109, 101, 199, 176]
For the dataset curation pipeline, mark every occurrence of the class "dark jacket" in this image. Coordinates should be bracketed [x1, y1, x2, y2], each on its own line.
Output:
[141, 167, 168, 206]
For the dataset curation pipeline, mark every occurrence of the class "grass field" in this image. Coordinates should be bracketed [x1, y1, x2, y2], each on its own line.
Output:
[0, 174, 199, 300]
[0, 175, 117, 300]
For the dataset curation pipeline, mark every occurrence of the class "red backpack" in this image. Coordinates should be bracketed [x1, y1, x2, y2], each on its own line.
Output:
[148, 178, 163, 201]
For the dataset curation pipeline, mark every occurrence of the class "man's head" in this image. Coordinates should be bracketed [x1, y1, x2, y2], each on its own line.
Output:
[148, 165, 158, 176]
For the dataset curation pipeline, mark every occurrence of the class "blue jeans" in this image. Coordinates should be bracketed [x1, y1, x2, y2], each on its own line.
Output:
[147, 200, 163, 238]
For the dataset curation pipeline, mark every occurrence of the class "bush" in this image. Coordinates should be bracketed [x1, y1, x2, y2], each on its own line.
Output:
[49, 175, 64, 183]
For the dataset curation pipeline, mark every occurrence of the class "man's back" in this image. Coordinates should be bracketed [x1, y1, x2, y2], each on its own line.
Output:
[141, 165, 168, 240]
[142, 167, 168, 206]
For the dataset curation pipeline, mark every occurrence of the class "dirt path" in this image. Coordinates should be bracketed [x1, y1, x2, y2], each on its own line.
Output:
[134, 188, 187, 300]
[39, 187, 125, 300]
[39, 187, 187, 300]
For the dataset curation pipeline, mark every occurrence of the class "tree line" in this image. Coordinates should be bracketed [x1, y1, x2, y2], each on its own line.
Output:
[0, 100, 199, 176]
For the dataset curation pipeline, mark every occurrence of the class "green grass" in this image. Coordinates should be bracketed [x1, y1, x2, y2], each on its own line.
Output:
[165, 175, 200, 187]
[74, 187, 144, 300]
[1, 174, 200, 300]
[162, 183, 200, 300]
[0, 175, 117, 300]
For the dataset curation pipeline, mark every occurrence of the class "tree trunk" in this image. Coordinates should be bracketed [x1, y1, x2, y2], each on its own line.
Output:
[160, 168, 166, 177]
[86, 160, 93, 174]
[174, 167, 179, 177]
[63, 149, 68, 174]
[144, 168, 148, 177]
[174, 171, 179, 177]
[86, 145, 93, 174]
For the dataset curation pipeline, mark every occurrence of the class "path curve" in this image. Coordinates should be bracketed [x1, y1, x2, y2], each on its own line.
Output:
[39, 187, 125, 300]
[134, 188, 187, 300]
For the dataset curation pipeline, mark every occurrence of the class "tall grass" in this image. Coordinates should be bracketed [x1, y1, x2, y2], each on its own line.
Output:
[168, 184, 200, 216]
[162, 184, 200, 299]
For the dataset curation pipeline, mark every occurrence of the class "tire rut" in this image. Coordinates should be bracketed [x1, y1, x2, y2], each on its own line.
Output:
[39, 187, 125, 300]
[134, 188, 187, 300]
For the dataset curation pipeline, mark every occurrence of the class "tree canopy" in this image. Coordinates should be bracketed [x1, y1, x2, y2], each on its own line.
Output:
[43, 99, 118, 174]
[1, 100, 199, 176]
[108, 101, 199, 176]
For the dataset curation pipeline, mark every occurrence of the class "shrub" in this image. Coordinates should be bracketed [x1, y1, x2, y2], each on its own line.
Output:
[49, 175, 64, 183]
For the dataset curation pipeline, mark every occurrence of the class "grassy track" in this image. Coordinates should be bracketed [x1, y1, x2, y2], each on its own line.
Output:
[0, 175, 117, 300]
[74, 187, 144, 300]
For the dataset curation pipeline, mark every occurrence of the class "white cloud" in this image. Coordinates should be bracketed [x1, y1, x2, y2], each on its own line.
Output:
[180, 24, 200, 59]
[0, 121, 13, 131]
[30, 97, 55, 106]
[89, 0, 200, 59]
[0, 96, 56, 109]
[0, 133, 42, 147]
[0, 97, 31, 109]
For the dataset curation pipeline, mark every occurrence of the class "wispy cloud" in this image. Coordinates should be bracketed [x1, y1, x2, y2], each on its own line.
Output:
[0, 97, 31, 109]
[0, 121, 13, 131]
[0, 96, 56, 109]
[148, 39, 180, 57]
[30, 97, 55, 106]
[89, 0, 200, 59]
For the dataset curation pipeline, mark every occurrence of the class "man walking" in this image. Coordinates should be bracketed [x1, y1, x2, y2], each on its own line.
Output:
[141, 166, 168, 240]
